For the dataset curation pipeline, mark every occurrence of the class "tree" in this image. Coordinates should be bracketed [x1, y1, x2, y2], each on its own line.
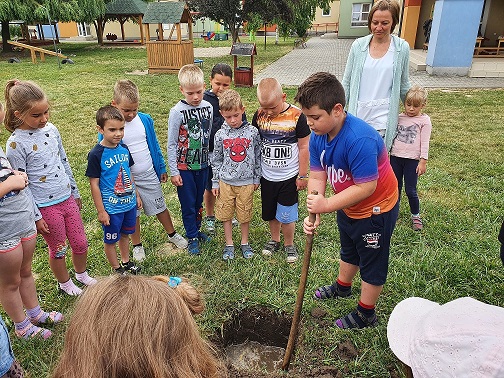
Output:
[0, 0, 104, 52]
[187, 0, 244, 43]
[188, 0, 328, 44]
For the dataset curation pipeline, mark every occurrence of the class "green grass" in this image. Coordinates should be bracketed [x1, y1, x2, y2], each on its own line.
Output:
[1, 41, 504, 377]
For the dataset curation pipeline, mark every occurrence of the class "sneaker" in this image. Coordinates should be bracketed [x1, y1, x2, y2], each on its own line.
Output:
[188, 238, 200, 255]
[222, 245, 235, 260]
[168, 233, 188, 249]
[115, 266, 127, 275]
[122, 261, 141, 275]
[412, 215, 423, 231]
[285, 245, 298, 263]
[232, 218, 239, 226]
[133, 245, 146, 261]
[262, 240, 280, 256]
[241, 244, 254, 259]
[198, 231, 211, 243]
[205, 216, 216, 233]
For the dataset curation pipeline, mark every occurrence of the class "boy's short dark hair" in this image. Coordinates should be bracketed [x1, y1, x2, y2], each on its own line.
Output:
[96, 105, 125, 128]
[211, 63, 233, 79]
[295, 72, 346, 114]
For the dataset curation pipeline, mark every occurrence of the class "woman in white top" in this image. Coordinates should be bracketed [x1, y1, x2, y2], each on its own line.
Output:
[342, 0, 411, 151]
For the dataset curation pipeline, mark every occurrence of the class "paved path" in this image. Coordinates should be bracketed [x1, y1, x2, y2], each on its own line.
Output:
[252, 36, 504, 88]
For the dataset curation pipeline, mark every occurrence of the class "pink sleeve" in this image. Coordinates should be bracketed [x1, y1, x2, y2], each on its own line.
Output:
[419, 115, 432, 160]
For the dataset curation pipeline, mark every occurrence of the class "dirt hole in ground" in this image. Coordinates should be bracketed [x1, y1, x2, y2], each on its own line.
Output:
[212, 306, 291, 375]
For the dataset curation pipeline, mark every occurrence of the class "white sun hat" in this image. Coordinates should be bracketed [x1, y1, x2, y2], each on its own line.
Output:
[387, 296, 504, 378]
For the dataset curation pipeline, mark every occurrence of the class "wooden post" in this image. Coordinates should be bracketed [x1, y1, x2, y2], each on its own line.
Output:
[145, 23, 150, 42]
[158, 23, 163, 41]
[139, 16, 145, 44]
[188, 18, 193, 40]
[120, 17, 126, 41]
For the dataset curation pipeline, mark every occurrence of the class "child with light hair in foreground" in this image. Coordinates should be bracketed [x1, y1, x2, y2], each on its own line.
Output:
[51, 274, 226, 378]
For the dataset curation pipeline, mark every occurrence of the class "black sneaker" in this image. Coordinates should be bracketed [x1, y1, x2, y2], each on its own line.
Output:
[122, 261, 141, 275]
[262, 240, 280, 256]
[114, 266, 127, 275]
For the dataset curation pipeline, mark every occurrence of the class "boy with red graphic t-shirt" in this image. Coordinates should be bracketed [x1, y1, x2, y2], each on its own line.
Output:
[295, 72, 399, 330]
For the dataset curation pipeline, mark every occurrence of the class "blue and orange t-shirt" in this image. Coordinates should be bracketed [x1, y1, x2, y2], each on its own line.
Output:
[309, 112, 398, 219]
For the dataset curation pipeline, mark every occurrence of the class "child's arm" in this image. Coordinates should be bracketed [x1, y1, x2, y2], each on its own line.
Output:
[210, 131, 224, 196]
[307, 178, 377, 215]
[142, 113, 168, 182]
[304, 171, 378, 234]
[54, 126, 81, 203]
[89, 178, 110, 226]
[130, 175, 142, 210]
[296, 134, 310, 191]
[253, 131, 262, 190]
[167, 107, 182, 186]
[6, 137, 46, 231]
[417, 115, 433, 176]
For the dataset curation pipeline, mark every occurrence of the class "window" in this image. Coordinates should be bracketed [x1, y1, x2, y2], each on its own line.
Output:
[77, 23, 91, 37]
[322, 7, 331, 17]
[351, 3, 371, 27]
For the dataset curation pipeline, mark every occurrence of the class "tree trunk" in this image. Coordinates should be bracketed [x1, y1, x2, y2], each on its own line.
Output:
[1, 21, 12, 52]
[94, 17, 106, 45]
[229, 24, 239, 43]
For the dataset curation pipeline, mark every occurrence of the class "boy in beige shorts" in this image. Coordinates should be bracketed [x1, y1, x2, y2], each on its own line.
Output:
[211, 90, 261, 260]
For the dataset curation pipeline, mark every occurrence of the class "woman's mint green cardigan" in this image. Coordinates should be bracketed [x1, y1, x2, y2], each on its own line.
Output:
[342, 34, 411, 151]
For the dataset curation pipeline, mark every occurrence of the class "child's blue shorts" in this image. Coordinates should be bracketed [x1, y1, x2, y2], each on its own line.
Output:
[337, 201, 399, 286]
[102, 206, 137, 244]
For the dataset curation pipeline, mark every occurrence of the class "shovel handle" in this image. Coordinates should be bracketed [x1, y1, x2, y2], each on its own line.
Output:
[282, 190, 318, 370]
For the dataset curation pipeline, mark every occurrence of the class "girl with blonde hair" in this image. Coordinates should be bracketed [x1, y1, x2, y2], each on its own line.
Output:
[52, 274, 226, 378]
[4, 79, 96, 296]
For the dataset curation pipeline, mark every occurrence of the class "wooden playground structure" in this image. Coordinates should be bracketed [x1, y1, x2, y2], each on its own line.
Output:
[142, 1, 194, 73]
[7, 40, 67, 64]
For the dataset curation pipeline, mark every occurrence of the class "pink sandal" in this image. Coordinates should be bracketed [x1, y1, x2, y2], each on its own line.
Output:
[15, 322, 52, 340]
[29, 310, 63, 325]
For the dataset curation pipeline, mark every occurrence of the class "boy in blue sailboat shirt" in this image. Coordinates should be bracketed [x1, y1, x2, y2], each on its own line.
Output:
[86, 105, 142, 274]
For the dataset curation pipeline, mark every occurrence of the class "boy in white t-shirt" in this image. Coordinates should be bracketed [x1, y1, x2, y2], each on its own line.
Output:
[109, 80, 187, 260]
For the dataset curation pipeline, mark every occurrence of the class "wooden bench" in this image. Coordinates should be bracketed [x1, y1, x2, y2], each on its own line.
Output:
[7, 40, 67, 64]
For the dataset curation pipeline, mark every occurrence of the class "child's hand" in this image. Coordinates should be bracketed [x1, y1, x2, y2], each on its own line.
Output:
[212, 188, 219, 197]
[5, 173, 28, 191]
[137, 196, 143, 210]
[417, 159, 427, 176]
[98, 211, 110, 226]
[160, 173, 168, 183]
[303, 214, 320, 235]
[75, 197, 82, 211]
[306, 192, 328, 214]
[171, 175, 183, 186]
[36, 218, 50, 235]
[296, 177, 308, 191]
[253, 184, 260, 191]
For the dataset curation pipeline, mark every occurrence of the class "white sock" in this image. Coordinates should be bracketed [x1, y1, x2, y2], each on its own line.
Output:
[59, 278, 82, 296]
[75, 270, 97, 286]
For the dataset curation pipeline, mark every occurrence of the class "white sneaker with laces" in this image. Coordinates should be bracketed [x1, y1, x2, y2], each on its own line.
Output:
[168, 233, 188, 249]
[133, 245, 146, 261]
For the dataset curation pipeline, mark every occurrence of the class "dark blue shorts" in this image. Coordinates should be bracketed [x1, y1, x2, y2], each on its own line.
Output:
[337, 201, 399, 286]
[102, 206, 137, 244]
